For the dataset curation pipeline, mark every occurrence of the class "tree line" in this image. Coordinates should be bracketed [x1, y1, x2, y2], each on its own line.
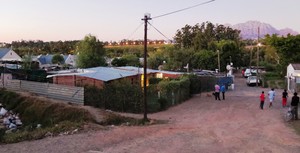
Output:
[5, 40, 79, 57]
[4, 21, 300, 76]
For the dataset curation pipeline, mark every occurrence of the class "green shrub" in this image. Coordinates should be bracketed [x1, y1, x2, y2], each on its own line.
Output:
[149, 77, 163, 84]
[84, 80, 143, 113]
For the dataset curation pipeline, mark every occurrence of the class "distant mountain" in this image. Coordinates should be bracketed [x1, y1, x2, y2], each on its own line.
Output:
[227, 21, 298, 39]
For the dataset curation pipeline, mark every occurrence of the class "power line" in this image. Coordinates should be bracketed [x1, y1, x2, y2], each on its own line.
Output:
[126, 22, 144, 40]
[147, 22, 172, 42]
[152, 0, 215, 19]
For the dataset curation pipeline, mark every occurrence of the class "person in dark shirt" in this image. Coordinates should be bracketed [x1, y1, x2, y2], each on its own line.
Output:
[291, 92, 299, 120]
[220, 84, 226, 100]
[282, 89, 288, 107]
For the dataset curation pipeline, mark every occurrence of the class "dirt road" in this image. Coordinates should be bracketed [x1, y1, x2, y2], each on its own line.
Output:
[1, 75, 300, 153]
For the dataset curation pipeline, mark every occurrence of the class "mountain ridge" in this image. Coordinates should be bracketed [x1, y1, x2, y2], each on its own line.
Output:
[226, 21, 298, 39]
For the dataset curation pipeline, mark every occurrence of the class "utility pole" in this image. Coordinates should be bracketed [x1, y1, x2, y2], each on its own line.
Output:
[217, 50, 220, 73]
[142, 14, 151, 121]
[256, 27, 260, 87]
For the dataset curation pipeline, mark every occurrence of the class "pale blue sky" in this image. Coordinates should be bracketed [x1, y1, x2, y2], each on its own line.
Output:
[0, 0, 299, 43]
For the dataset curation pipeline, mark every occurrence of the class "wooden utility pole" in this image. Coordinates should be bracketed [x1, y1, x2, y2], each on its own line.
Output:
[142, 14, 151, 121]
[256, 27, 260, 87]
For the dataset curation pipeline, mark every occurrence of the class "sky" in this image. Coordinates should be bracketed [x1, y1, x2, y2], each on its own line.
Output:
[0, 0, 299, 43]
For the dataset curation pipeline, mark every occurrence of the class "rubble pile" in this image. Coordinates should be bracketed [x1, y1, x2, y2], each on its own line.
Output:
[0, 103, 23, 132]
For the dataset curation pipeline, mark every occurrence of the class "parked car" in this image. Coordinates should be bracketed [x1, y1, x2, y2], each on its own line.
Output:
[244, 68, 257, 78]
[246, 76, 260, 86]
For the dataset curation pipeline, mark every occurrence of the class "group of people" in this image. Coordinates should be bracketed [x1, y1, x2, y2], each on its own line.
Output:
[259, 88, 299, 120]
[214, 84, 226, 101]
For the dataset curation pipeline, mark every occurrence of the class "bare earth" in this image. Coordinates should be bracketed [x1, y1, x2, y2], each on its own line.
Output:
[1, 75, 300, 153]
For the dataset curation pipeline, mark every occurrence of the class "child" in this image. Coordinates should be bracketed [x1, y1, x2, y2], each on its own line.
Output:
[260, 91, 265, 110]
[268, 88, 275, 107]
[282, 89, 288, 107]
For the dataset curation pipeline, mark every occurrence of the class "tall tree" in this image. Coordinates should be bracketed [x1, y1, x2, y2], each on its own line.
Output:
[265, 34, 300, 74]
[76, 34, 106, 68]
[190, 50, 217, 70]
[52, 54, 65, 64]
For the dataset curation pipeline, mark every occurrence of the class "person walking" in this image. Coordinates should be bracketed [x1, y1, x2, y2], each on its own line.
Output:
[214, 84, 221, 101]
[291, 92, 299, 120]
[260, 91, 265, 110]
[268, 88, 275, 107]
[282, 89, 288, 107]
[220, 84, 226, 100]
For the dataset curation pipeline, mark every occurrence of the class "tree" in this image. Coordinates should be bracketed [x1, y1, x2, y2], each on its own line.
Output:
[265, 34, 300, 75]
[52, 54, 64, 64]
[111, 58, 127, 66]
[191, 50, 217, 70]
[22, 53, 33, 70]
[174, 22, 241, 50]
[122, 54, 140, 66]
[76, 34, 106, 68]
[164, 48, 195, 71]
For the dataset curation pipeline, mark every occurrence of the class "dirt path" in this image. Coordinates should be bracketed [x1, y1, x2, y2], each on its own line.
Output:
[1, 75, 300, 153]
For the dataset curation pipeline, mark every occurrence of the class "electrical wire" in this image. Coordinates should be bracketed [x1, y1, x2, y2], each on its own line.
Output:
[147, 22, 172, 42]
[126, 22, 144, 40]
[152, 0, 215, 19]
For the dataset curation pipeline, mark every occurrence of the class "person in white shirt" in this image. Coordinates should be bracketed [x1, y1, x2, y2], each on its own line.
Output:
[268, 88, 275, 107]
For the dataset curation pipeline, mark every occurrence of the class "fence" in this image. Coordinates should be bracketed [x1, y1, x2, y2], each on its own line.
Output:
[0, 79, 84, 104]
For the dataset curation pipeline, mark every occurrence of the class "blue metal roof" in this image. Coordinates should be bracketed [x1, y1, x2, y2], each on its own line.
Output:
[0, 48, 10, 58]
[38, 55, 54, 64]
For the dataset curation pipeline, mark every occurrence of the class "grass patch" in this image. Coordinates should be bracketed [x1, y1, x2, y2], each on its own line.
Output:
[262, 72, 286, 89]
[0, 89, 166, 144]
[1, 121, 82, 144]
[0, 89, 95, 144]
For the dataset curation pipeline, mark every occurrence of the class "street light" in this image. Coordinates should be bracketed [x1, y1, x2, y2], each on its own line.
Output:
[217, 50, 220, 73]
[256, 42, 261, 86]
[256, 26, 260, 87]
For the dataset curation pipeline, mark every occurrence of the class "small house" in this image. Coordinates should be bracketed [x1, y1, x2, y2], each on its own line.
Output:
[0, 48, 22, 62]
[287, 63, 300, 92]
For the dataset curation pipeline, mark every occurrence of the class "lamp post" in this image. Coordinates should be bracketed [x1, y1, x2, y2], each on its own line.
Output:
[217, 50, 220, 73]
[256, 42, 261, 86]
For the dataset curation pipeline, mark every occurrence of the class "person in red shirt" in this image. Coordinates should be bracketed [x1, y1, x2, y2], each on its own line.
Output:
[260, 91, 265, 110]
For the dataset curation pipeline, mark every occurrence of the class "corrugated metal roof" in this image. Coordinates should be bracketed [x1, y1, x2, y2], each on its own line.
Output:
[79, 67, 138, 81]
[118, 66, 184, 75]
[0, 48, 10, 58]
[47, 66, 184, 82]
